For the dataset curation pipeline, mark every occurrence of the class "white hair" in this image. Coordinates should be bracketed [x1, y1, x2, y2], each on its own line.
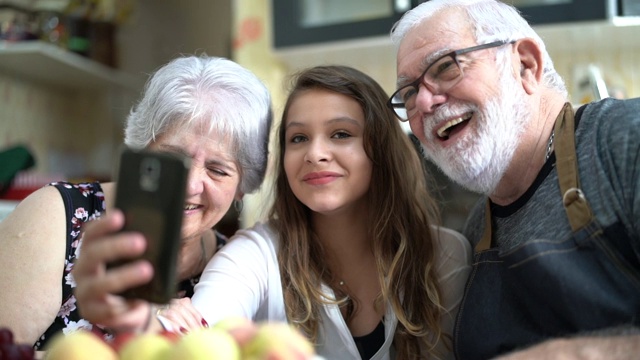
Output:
[124, 55, 273, 194]
[391, 0, 567, 96]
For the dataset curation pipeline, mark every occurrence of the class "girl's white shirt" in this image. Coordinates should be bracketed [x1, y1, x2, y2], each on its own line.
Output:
[192, 222, 472, 360]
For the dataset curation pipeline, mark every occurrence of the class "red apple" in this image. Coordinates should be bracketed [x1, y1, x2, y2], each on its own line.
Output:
[108, 332, 136, 353]
[0, 327, 14, 345]
[16, 343, 35, 360]
[158, 329, 181, 343]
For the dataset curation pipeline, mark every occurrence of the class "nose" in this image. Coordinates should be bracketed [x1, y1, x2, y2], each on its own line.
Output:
[408, 84, 446, 142]
[185, 164, 204, 196]
[414, 82, 446, 114]
[304, 138, 331, 164]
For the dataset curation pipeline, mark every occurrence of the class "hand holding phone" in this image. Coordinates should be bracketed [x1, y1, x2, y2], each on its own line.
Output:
[112, 147, 190, 304]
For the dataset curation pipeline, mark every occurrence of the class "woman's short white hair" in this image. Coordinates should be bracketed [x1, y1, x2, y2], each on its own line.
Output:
[390, 0, 567, 97]
[124, 55, 273, 194]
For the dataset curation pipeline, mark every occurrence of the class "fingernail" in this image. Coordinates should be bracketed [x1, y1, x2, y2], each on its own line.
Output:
[201, 318, 209, 328]
[180, 327, 188, 334]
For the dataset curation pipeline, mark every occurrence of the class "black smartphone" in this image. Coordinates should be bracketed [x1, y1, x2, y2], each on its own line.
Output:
[112, 147, 190, 304]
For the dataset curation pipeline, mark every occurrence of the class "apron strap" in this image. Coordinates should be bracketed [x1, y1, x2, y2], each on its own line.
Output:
[476, 103, 594, 252]
[477, 200, 493, 252]
[554, 102, 594, 232]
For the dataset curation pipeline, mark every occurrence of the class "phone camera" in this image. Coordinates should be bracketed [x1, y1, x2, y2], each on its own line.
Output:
[140, 157, 161, 192]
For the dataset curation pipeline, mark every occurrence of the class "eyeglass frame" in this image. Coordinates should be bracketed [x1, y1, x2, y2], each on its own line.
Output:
[387, 40, 515, 121]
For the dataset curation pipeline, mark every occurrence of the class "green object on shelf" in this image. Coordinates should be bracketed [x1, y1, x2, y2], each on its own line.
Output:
[0, 145, 35, 194]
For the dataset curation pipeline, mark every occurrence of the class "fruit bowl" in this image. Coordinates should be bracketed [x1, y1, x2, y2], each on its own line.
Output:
[42, 318, 320, 360]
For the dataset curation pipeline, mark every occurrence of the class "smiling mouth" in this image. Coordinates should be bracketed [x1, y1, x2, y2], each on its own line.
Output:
[436, 113, 472, 140]
[184, 204, 199, 210]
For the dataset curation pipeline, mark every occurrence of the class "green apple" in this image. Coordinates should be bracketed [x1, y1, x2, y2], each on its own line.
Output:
[108, 332, 136, 353]
[213, 317, 257, 347]
[45, 330, 117, 360]
[119, 333, 172, 360]
[168, 328, 240, 360]
[243, 322, 315, 360]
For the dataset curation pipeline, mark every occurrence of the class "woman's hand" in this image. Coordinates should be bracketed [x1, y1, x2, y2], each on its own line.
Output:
[72, 210, 155, 333]
[155, 297, 208, 333]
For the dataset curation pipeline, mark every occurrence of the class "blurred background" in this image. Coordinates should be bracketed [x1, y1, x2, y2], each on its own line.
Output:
[1, 0, 639, 234]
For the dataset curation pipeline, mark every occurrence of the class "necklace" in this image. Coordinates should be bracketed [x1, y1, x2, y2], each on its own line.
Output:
[545, 129, 555, 161]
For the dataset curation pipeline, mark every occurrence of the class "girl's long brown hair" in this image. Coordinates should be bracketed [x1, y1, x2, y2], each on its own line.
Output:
[270, 65, 444, 359]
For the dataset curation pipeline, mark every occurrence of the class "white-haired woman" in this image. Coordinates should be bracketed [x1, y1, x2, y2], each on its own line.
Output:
[0, 55, 272, 350]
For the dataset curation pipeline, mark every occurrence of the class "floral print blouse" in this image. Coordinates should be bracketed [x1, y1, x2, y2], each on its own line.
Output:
[35, 182, 226, 350]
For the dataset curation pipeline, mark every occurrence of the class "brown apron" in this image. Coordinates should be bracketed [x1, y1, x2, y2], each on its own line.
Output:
[453, 103, 640, 360]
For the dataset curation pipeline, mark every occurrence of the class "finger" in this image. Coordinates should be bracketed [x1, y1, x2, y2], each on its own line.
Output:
[173, 298, 205, 330]
[95, 299, 151, 332]
[159, 299, 202, 332]
[82, 232, 147, 271]
[81, 259, 154, 300]
[76, 293, 131, 326]
[81, 210, 126, 243]
[73, 231, 147, 279]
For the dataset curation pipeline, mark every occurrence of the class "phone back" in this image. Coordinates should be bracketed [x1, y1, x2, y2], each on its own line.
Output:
[114, 148, 190, 304]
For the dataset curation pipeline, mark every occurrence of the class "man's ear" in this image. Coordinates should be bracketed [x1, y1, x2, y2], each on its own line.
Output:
[514, 38, 544, 95]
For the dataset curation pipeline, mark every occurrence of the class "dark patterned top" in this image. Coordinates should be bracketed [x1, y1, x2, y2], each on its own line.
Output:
[35, 181, 226, 350]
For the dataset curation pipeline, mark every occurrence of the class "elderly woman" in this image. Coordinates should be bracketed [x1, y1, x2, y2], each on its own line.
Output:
[0, 55, 272, 349]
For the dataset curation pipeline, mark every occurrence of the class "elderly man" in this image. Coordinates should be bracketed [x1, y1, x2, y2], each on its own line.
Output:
[388, 0, 640, 359]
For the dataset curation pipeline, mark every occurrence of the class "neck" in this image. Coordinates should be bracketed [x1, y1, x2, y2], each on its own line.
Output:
[489, 96, 565, 205]
[176, 229, 213, 280]
[313, 206, 370, 257]
[312, 206, 373, 284]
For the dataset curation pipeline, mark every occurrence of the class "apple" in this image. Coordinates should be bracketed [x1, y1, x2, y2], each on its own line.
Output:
[213, 317, 257, 348]
[108, 332, 136, 353]
[168, 328, 240, 360]
[119, 333, 172, 360]
[45, 330, 117, 360]
[243, 322, 315, 360]
[0, 327, 14, 344]
[1, 343, 22, 359]
[16, 343, 36, 360]
[158, 330, 181, 344]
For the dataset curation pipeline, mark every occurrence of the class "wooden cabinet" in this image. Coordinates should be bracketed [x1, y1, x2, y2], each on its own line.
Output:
[272, 0, 423, 49]
[512, 0, 639, 26]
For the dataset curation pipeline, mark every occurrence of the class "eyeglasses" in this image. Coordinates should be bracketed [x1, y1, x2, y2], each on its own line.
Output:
[387, 40, 514, 121]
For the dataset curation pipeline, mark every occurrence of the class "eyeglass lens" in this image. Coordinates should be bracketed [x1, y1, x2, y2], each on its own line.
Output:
[391, 54, 462, 120]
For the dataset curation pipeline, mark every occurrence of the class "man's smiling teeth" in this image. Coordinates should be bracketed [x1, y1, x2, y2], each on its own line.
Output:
[436, 114, 472, 138]
[184, 204, 198, 210]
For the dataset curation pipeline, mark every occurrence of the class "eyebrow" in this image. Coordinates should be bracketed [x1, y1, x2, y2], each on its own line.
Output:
[285, 116, 362, 130]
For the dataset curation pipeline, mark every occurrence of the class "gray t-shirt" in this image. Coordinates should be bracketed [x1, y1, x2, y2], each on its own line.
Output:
[464, 97, 640, 255]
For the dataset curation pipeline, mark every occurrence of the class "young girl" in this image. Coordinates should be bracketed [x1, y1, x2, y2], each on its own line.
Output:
[192, 65, 471, 359]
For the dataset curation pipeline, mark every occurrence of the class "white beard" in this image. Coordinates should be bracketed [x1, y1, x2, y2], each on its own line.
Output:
[420, 74, 531, 195]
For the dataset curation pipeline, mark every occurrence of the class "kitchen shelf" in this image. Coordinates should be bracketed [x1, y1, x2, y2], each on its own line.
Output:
[0, 41, 143, 91]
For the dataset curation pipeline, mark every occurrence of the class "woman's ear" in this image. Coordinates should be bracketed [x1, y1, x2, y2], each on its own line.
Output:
[514, 38, 544, 95]
[234, 191, 244, 201]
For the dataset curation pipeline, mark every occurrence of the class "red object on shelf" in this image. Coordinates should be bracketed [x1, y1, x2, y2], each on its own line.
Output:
[0, 187, 41, 200]
[0, 171, 64, 201]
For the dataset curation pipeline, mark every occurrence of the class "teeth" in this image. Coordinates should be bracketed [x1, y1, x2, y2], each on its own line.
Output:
[436, 115, 471, 138]
[184, 204, 198, 210]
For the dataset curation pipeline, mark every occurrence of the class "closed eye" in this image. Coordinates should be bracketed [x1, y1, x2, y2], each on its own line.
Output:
[207, 167, 228, 176]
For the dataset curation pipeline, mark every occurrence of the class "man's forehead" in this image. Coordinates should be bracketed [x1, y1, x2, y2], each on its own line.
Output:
[396, 10, 474, 76]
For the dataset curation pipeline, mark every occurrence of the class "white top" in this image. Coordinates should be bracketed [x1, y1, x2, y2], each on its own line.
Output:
[192, 222, 471, 360]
